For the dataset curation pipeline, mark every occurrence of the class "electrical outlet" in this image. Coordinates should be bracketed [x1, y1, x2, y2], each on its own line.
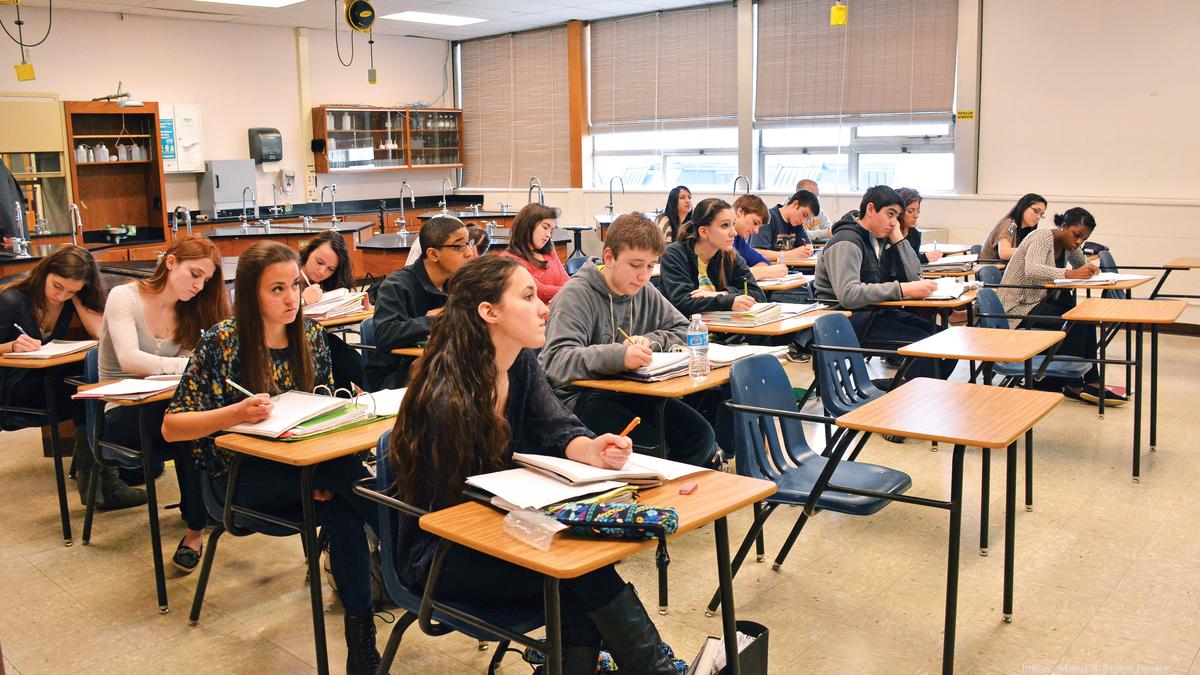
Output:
[305, 184, 318, 202]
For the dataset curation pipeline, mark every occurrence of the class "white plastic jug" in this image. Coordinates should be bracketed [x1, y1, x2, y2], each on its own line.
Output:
[75, 144, 89, 163]
[95, 144, 110, 162]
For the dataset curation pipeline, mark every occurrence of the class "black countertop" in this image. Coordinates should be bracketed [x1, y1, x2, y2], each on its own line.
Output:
[417, 208, 517, 220]
[102, 257, 239, 281]
[198, 194, 486, 225]
[0, 241, 116, 263]
[204, 220, 375, 239]
[359, 228, 570, 252]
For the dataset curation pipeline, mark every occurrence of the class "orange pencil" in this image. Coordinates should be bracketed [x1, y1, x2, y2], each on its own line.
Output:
[619, 416, 641, 437]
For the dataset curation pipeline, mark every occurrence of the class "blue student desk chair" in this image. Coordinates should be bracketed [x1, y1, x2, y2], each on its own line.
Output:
[977, 264, 1003, 286]
[353, 430, 543, 675]
[703, 354, 911, 614]
[358, 317, 376, 390]
[565, 255, 596, 276]
[810, 313, 889, 418]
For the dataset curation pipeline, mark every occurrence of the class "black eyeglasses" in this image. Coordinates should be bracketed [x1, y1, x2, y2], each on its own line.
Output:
[437, 238, 478, 252]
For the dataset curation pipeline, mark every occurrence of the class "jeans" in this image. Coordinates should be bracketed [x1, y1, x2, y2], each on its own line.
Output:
[573, 390, 716, 465]
[103, 401, 205, 530]
[850, 308, 956, 380]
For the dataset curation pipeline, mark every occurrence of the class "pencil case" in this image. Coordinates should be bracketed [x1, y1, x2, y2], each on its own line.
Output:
[545, 502, 678, 540]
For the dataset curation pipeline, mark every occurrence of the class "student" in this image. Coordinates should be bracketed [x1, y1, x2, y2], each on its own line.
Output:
[659, 197, 765, 318]
[750, 189, 819, 262]
[980, 193, 1047, 261]
[994, 208, 1121, 404]
[503, 202, 570, 303]
[732, 194, 789, 281]
[811, 185, 955, 383]
[367, 216, 477, 389]
[895, 188, 943, 264]
[299, 230, 366, 390]
[466, 224, 490, 256]
[0, 246, 144, 508]
[541, 213, 716, 467]
[796, 178, 833, 242]
[390, 254, 685, 674]
[654, 185, 692, 243]
[161, 241, 380, 673]
[98, 236, 229, 569]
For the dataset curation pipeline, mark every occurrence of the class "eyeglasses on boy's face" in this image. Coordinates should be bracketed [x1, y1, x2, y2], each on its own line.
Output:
[437, 238, 478, 252]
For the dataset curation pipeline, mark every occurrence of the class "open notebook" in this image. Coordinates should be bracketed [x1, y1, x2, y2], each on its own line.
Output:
[513, 452, 708, 487]
[226, 390, 349, 438]
[73, 378, 177, 401]
[925, 278, 968, 300]
[1051, 272, 1150, 286]
[4, 339, 97, 359]
[302, 289, 368, 319]
[465, 469, 626, 510]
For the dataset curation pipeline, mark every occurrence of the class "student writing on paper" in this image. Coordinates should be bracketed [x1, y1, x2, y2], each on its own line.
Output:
[750, 189, 818, 263]
[812, 185, 955, 382]
[299, 230, 366, 390]
[659, 198, 765, 317]
[731, 195, 790, 281]
[390, 254, 686, 674]
[541, 214, 719, 467]
[367, 216, 477, 389]
[98, 236, 229, 567]
[796, 178, 833, 242]
[0, 246, 117, 503]
[503, 202, 570, 303]
[995, 208, 1122, 405]
[161, 241, 381, 673]
[654, 184, 692, 243]
[980, 193, 1047, 261]
[895, 188, 942, 264]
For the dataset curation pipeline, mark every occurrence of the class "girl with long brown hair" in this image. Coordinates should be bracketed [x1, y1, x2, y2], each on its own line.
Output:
[98, 235, 230, 569]
[299, 229, 366, 389]
[658, 197, 765, 318]
[503, 202, 570, 303]
[390, 254, 683, 674]
[162, 241, 380, 673]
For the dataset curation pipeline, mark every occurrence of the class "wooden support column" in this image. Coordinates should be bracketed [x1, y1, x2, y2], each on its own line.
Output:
[566, 19, 586, 189]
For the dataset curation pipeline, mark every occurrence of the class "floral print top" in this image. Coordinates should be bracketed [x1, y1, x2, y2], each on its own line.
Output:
[166, 317, 332, 478]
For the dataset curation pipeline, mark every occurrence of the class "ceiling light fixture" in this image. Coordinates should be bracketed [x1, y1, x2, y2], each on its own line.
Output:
[379, 10, 486, 26]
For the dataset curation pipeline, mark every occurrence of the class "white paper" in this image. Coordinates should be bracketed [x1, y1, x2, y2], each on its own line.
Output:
[775, 302, 823, 316]
[631, 352, 689, 376]
[227, 390, 348, 438]
[466, 468, 625, 510]
[706, 343, 788, 366]
[925, 253, 978, 266]
[1051, 272, 1150, 286]
[365, 388, 406, 416]
[4, 339, 98, 359]
[926, 278, 967, 300]
[919, 242, 971, 254]
[73, 378, 175, 399]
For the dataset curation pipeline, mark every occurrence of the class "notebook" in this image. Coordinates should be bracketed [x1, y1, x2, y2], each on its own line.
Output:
[4, 339, 97, 359]
[776, 302, 824, 316]
[925, 278, 967, 300]
[226, 390, 350, 438]
[757, 272, 809, 289]
[512, 452, 707, 487]
[702, 303, 782, 327]
[72, 378, 177, 401]
[919, 242, 971, 254]
[706, 343, 788, 366]
[1050, 272, 1150, 286]
[302, 289, 368, 319]
[465, 468, 626, 510]
[626, 352, 690, 380]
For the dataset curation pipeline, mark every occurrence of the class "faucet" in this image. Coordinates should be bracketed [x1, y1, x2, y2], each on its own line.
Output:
[397, 181, 415, 236]
[241, 187, 258, 225]
[171, 205, 192, 238]
[528, 177, 544, 205]
[269, 186, 284, 216]
[732, 175, 750, 196]
[439, 177, 453, 213]
[320, 184, 339, 224]
[606, 176, 625, 215]
[68, 203, 83, 246]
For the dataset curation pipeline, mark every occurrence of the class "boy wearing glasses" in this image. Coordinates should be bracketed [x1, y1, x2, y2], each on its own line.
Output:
[368, 216, 477, 388]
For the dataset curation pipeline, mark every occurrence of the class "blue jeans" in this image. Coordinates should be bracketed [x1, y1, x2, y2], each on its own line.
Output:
[850, 308, 956, 380]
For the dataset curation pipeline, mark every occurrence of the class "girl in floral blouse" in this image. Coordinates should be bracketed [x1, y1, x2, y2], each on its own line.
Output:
[162, 241, 380, 674]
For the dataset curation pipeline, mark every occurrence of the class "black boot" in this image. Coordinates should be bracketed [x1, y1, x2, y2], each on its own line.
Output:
[562, 645, 601, 675]
[588, 584, 678, 675]
[73, 423, 96, 506]
[344, 611, 381, 675]
[96, 465, 147, 511]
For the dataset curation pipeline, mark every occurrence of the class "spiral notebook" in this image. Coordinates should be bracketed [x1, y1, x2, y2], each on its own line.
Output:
[226, 390, 349, 438]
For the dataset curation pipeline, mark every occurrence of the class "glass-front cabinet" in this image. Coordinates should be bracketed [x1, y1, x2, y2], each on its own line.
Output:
[1, 151, 69, 235]
[312, 106, 462, 173]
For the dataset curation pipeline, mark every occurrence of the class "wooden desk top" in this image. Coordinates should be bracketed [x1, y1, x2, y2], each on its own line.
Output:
[317, 310, 374, 329]
[897, 326, 1066, 363]
[392, 347, 424, 357]
[573, 365, 731, 398]
[759, 276, 808, 292]
[1045, 277, 1151, 291]
[1062, 298, 1188, 325]
[876, 289, 977, 309]
[922, 265, 983, 279]
[836, 378, 1063, 449]
[0, 348, 92, 369]
[782, 257, 819, 268]
[1164, 257, 1200, 269]
[75, 380, 175, 406]
[420, 470, 776, 579]
[706, 309, 850, 336]
[215, 417, 394, 466]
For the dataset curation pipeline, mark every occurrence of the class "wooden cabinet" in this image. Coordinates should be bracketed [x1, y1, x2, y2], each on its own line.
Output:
[312, 106, 463, 174]
[64, 101, 168, 240]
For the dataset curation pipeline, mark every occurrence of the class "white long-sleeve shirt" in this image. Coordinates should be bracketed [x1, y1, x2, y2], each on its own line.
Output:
[99, 283, 190, 382]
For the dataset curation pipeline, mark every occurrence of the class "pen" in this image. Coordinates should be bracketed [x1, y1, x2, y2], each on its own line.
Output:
[617, 327, 633, 344]
[618, 416, 641, 437]
[12, 323, 27, 336]
[225, 378, 256, 399]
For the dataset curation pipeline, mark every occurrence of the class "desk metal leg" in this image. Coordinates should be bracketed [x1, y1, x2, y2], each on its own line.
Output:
[1098, 325, 1107, 419]
[941, 445, 965, 675]
[43, 373, 72, 546]
[139, 407, 169, 614]
[714, 516, 741, 675]
[1150, 325, 1158, 450]
[653, 397, 669, 614]
[1148, 268, 1173, 300]
[979, 448, 989, 556]
[543, 577, 563, 675]
[1024, 360, 1034, 511]
[299, 467, 330, 675]
[1003, 442, 1017, 623]
[1133, 325, 1144, 482]
[753, 501, 765, 563]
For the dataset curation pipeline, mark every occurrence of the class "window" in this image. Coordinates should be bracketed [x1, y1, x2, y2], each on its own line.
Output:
[591, 127, 738, 190]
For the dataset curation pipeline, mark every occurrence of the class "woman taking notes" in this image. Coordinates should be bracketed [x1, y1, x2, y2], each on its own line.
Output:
[503, 202, 570, 303]
[895, 187, 942, 264]
[981, 193, 1047, 261]
[298, 230, 366, 390]
[390, 254, 685, 674]
[99, 236, 229, 571]
[162, 241, 380, 673]
[658, 197, 765, 317]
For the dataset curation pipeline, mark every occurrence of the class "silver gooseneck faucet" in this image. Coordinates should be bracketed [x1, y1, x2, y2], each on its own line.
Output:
[171, 205, 192, 238]
[528, 177, 544, 205]
[606, 176, 625, 215]
[69, 203, 83, 245]
[397, 181, 415, 236]
[439, 177, 453, 213]
[732, 175, 750, 196]
[269, 186, 283, 215]
[241, 187, 257, 225]
[320, 184, 339, 226]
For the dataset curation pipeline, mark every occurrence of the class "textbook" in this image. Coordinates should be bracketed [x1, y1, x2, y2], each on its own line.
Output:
[73, 378, 177, 401]
[466, 468, 626, 510]
[706, 343, 788, 367]
[226, 390, 349, 438]
[701, 302, 782, 327]
[280, 403, 372, 439]
[1050, 272, 1150, 286]
[4, 339, 97, 359]
[302, 288, 368, 319]
[623, 352, 690, 382]
[512, 452, 707, 487]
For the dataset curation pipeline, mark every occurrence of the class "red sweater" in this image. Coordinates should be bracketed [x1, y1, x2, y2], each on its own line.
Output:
[502, 250, 570, 303]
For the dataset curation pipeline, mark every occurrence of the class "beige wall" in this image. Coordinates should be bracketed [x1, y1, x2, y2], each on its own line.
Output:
[1, 7, 455, 209]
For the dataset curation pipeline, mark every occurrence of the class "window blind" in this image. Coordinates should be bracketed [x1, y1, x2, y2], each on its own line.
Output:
[461, 26, 570, 188]
[755, 0, 958, 125]
[590, 3, 737, 130]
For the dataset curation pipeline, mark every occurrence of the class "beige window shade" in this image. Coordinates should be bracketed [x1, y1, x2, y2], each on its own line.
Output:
[590, 3, 737, 130]
[756, 0, 958, 125]
[461, 27, 570, 188]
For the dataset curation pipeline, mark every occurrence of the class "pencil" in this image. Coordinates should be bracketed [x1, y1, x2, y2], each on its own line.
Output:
[743, 280, 748, 296]
[225, 378, 256, 399]
[617, 327, 634, 344]
[618, 416, 641, 437]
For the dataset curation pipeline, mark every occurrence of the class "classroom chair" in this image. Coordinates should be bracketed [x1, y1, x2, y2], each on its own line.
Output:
[704, 354, 912, 613]
[977, 264, 1003, 286]
[353, 430, 543, 674]
[970, 244, 983, 255]
[810, 313, 891, 419]
[565, 255, 595, 276]
[357, 317, 376, 390]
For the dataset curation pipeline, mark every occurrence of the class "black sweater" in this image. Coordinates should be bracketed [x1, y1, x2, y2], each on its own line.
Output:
[366, 262, 446, 390]
[658, 241, 765, 317]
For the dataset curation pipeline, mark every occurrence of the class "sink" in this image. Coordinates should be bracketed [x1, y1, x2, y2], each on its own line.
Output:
[422, 210, 514, 219]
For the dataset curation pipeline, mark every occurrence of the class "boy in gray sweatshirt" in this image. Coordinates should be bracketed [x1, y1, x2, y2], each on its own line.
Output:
[541, 214, 717, 466]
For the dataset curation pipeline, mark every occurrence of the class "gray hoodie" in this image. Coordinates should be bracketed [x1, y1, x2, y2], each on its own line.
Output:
[812, 210, 922, 310]
[540, 261, 689, 410]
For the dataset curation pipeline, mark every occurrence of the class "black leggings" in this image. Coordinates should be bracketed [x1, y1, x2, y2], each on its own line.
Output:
[1020, 294, 1098, 384]
[1, 365, 86, 427]
[327, 331, 366, 392]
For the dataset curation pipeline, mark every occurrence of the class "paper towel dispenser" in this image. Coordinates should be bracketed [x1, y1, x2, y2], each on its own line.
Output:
[248, 128, 283, 164]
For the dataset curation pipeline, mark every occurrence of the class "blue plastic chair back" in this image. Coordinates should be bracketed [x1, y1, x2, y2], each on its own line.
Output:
[812, 313, 885, 417]
[565, 256, 592, 276]
[359, 317, 375, 390]
[974, 288, 1009, 330]
[976, 264, 1003, 285]
[729, 355, 817, 479]
[1097, 250, 1128, 299]
[82, 350, 100, 460]
[970, 244, 983, 255]
[199, 468, 299, 537]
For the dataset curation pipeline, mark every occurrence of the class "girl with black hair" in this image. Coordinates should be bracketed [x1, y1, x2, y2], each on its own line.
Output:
[981, 193, 1047, 261]
[299, 230, 367, 390]
[654, 185, 692, 243]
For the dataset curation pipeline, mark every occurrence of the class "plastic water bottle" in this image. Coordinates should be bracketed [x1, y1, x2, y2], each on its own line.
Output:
[687, 314, 710, 381]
